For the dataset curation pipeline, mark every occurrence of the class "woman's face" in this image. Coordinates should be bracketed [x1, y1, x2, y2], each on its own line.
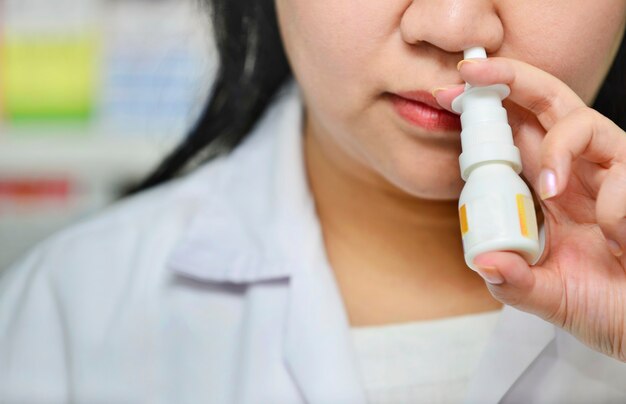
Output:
[275, 0, 626, 200]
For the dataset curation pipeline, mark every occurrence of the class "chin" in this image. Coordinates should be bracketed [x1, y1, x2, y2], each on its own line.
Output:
[382, 166, 464, 201]
[379, 147, 464, 200]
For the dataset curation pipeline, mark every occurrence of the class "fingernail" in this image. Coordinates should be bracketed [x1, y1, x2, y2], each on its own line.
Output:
[607, 239, 623, 257]
[431, 87, 446, 97]
[457, 58, 482, 71]
[431, 85, 459, 97]
[475, 265, 505, 285]
[539, 168, 558, 200]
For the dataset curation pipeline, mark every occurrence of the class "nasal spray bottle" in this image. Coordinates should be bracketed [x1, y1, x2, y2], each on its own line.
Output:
[452, 47, 541, 271]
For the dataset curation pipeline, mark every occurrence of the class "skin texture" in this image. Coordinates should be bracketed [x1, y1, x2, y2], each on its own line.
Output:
[274, 0, 626, 361]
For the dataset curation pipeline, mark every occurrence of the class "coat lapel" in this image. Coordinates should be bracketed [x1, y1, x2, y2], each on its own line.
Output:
[462, 305, 555, 404]
[282, 232, 367, 404]
[167, 78, 367, 403]
[272, 79, 367, 402]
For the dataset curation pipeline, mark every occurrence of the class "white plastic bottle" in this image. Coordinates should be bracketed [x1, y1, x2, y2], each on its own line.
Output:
[452, 47, 540, 271]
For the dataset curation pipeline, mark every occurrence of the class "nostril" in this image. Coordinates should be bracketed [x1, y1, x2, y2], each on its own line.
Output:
[398, 1, 505, 56]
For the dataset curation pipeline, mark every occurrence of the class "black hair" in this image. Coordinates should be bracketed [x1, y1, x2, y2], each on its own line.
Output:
[129, 0, 290, 193]
[131, 1, 625, 193]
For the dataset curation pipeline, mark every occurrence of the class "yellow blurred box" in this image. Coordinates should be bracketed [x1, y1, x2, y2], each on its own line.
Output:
[1, 33, 100, 123]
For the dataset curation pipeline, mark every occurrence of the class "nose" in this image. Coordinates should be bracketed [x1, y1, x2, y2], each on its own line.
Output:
[400, 0, 504, 55]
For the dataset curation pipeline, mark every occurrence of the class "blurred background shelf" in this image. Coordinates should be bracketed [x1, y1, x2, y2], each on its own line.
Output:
[0, 131, 180, 271]
[0, 0, 217, 270]
[0, 131, 176, 178]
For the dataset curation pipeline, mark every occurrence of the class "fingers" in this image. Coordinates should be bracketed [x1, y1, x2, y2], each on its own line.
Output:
[431, 84, 464, 110]
[455, 57, 587, 130]
[433, 57, 587, 132]
[435, 57, 626, 198]
[538, 107, 626, 199]
[596, 162, 626, 257]
[473, 251, 564, 322]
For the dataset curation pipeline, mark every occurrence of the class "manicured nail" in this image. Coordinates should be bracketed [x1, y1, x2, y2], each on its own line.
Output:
[475, 265, 505, 285]
[607, 239, 623, 257]
[431, 85, 459, 97]
[457, 58, 482, 71]
[539, 168, 558, 200]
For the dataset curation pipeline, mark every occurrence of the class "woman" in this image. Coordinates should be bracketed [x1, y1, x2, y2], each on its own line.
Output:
[1, 0, 625, 403]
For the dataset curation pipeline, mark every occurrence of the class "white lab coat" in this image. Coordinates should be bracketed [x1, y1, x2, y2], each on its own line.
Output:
[1, 79, 626, 404]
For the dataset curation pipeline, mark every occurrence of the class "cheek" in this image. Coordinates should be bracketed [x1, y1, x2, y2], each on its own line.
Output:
[277, 0, 402, 102]
[555, 11, 624, 102]
[502, 1, 625, 102]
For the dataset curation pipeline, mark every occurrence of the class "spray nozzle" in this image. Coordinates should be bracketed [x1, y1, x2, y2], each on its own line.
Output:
[451, 47, 522, 180]
[451, 47, 510, 114]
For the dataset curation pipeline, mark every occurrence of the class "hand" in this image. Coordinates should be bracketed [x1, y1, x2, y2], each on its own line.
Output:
[432, 56, 626, 362]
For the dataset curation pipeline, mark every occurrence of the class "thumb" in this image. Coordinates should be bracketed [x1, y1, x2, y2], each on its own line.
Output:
[473, 251, 562, 320]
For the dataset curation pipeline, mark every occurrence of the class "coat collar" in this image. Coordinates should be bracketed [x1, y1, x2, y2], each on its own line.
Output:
[166, 78, 311, 283]
[462, 305, 555, 404]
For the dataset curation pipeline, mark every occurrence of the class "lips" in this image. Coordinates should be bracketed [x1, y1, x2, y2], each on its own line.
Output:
[388, 90, 461, 132]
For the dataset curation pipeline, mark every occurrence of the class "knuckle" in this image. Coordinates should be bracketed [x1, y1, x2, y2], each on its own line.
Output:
[596, 208, 624, 228]
[540, 130, 567, 162]
[596, 194, 621, 217]
[563, 106, 595, 128]
[571, 105, 595, 118]
[527, 93, 556, 117]
[611, 162, 626, 181]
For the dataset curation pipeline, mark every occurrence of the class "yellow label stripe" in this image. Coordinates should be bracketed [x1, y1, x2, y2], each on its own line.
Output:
[459, 204, 469, 235]
[516, 194, 528, 237]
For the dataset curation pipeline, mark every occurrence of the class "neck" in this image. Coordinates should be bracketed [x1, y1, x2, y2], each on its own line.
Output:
[303, 115, 502, 326]
[304, 121, 468, 278]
